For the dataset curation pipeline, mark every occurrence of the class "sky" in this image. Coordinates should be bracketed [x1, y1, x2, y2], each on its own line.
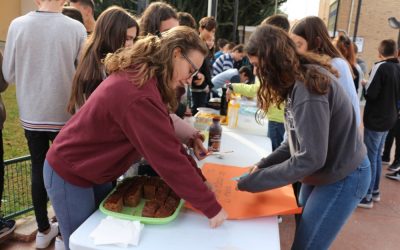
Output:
[280, 0, 321, 21]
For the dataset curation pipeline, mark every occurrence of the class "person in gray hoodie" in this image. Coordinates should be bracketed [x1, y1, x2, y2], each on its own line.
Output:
[237, 25, 370, 250]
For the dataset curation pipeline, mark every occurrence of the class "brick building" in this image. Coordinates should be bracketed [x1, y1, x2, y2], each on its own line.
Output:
[0, 0, 35, 43]
[319, 0, 400, 72]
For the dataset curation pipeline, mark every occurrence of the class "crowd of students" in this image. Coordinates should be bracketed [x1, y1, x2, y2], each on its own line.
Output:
[1, 0, 400, 250]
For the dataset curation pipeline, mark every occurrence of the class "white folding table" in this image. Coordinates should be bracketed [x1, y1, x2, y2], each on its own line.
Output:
[69, 127, 281, 250]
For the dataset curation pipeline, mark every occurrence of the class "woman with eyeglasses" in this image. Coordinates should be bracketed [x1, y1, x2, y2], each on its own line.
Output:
[44, 26, 228, 250]
[67, 6, 139, 114]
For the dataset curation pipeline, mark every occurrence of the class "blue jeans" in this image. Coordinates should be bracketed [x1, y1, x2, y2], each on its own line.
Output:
[363, 128, 388, 199]
[292, 156, 370, 250]
[43, 161, 112, 250]
[267, 121, 285, 151]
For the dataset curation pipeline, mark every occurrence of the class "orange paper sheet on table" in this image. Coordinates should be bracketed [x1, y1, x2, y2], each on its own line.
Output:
[186, 163, 302, 219]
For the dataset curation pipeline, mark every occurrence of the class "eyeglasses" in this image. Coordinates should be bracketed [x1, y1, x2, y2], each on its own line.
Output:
[181, 52, 199, 79]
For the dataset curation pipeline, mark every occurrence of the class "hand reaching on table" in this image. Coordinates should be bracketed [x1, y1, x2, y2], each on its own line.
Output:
[204, 180, 216, 193]
[209, 208, 228, 228]
[192, 134, 208, 160]
[248, 165, 258, 174]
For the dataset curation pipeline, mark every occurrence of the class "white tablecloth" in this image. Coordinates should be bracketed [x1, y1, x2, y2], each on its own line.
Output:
[69, 128, 280, 250]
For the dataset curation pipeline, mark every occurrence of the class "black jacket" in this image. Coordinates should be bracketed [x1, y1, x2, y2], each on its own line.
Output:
[364, 58, 400, 131]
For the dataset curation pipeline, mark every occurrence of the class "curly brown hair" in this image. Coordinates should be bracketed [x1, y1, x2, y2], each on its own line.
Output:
[104, 26, 208, 111]
[246, 25, 338, 114]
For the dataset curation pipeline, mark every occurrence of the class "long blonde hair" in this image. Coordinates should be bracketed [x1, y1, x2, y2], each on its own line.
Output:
[104, 26, 208, 111]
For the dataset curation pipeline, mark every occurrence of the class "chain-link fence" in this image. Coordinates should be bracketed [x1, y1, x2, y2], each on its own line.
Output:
[2, 156, 33, 219]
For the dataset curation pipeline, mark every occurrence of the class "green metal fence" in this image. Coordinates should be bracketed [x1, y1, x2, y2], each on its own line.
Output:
[2, 155, 33, 219]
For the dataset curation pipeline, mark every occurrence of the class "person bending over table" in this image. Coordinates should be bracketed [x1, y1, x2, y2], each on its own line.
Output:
[44, 26, 227, 250]
[237, 25, 369, 250]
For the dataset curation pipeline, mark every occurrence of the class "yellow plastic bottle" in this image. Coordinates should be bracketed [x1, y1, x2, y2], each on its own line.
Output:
[227, 99, 240, 128]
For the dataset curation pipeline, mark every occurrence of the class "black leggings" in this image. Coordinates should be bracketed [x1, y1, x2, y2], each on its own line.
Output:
[24, 130, 58, 232]
[382, 119, 400, 162]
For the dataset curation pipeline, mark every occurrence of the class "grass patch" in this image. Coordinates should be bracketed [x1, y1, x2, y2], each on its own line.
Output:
[2, 84, 29, 160]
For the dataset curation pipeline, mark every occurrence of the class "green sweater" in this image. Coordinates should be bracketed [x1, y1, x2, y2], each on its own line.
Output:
[232, 81, 284, 123]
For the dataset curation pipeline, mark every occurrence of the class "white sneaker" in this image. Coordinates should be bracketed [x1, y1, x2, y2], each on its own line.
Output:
[35, 222, 59, 249]
[55, 236, 66, 250]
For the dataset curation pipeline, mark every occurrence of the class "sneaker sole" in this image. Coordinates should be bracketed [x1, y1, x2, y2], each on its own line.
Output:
[386, 175, 400, 181]
[0, 223, 16, 239]
[372, 197, 380, 202]
[357, 203, 373, 209]
[387, 166, 400, 172]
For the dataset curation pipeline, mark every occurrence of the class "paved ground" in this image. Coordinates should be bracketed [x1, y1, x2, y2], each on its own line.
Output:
[2, 164, 398, 250]
[279, 164, 400, 250]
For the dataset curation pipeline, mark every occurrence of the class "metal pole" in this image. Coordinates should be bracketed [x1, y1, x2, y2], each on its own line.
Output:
[211, 0, 218, 19]
[397, 30, 400, 50]
[233, 0, 239, 42]
[207, 0, 212, 17]
[333, 0, 341, 37]
[274, 0, 278, 14]
[347, 0, 355, 35]
[353, 0, 363, 41]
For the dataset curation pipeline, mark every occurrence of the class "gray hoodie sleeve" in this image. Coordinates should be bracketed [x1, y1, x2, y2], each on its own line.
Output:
[255, 140, 291, 168]
[238, 99, 330, 192]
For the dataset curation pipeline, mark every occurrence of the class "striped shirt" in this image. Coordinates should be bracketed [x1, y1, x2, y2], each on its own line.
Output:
[212, 53, 234, 77]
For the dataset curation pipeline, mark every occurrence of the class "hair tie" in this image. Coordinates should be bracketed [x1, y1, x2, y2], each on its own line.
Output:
[155, 30, 162, 38]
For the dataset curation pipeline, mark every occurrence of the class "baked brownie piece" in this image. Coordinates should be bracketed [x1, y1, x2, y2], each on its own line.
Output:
[104, 192, 123, 212]
[165, 196, 180, 210]
[154, 205, 174, 218]
[169, 189, 180, 200]
[158, 180, 170, 191]
[115, 178, 132, 194]
[143, 178, 157, 199]
[141, 200, 161, 217]
[135, 175, 148, 186]
[155, 186, 169, 203]
[123, 182, 143, 207]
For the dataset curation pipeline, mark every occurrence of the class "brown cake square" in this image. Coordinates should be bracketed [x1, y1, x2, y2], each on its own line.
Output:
[154, 205, 174, 218]
[155, 187, 169, 203]
[123, 183, 143, 207]
[141, 200, 161, 217]
[165, 196, 180, 210]
[143, 177, 161, 199]
[104, 193, 123, 212]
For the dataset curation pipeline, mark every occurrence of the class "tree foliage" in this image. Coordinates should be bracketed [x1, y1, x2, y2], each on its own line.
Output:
[93, 0, 287, 42]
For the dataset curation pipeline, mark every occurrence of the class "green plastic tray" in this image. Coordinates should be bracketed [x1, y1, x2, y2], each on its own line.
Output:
[99, 189, 184, 224]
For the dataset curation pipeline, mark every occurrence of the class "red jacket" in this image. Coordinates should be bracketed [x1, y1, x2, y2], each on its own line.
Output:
[47, 71, 221, 218]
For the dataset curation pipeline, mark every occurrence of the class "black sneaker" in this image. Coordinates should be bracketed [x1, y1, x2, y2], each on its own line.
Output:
[372, 191, 380, 202]
[386, 170, 400, 181]
[388, 160, 400, 172]
[357, 197, 373, 209]
[381, 156, 390, 165]
[0, 218, 16, 239]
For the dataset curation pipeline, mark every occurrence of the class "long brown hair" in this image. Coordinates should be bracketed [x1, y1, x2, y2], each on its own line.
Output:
[246, 25, 338, 113]
[139, 2, 177, 36]
[291, 16, 342, 58]
[335, 35, 356, 66]
[104, 26, 208, 111]
[67, 6, 139, 114]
